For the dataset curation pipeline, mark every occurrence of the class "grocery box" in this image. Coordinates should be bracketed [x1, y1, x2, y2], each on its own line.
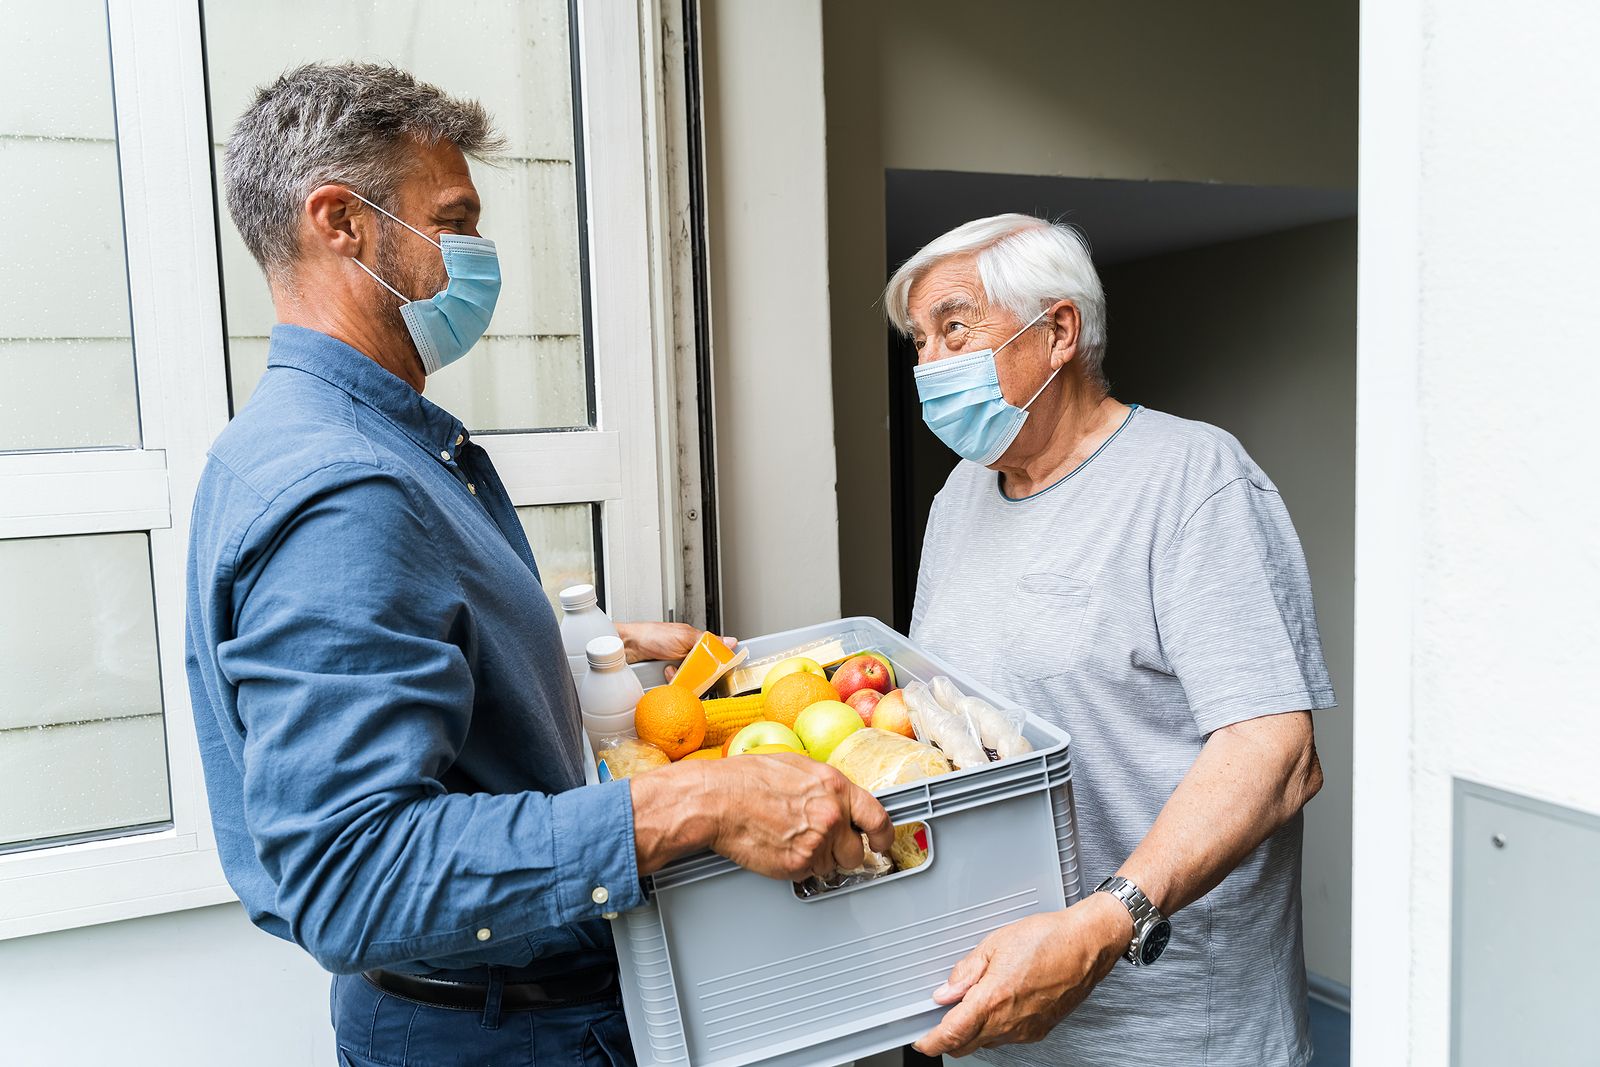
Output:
[594, 617, 1083, 1067]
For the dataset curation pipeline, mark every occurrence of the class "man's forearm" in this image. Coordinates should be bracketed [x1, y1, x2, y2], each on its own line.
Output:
[1117, 711, 1323, 917]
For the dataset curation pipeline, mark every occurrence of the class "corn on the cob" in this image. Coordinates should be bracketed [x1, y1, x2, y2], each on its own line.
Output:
[701, 693, 768, 746]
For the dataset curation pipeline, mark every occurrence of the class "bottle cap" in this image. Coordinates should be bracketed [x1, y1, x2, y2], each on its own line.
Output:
[585, 635, 627, 670]
[560, 583, 599, 612]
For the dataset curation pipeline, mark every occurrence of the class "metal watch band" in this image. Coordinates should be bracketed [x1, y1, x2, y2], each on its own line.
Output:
[1094, 875, 1166, 965]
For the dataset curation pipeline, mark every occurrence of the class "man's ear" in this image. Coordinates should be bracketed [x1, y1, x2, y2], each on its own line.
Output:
[1047, 299, 1081, 370]
[303, 184, 368, 259]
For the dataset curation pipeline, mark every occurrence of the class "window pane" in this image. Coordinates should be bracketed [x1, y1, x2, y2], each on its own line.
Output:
[0, 533, 171, 851]
[0, 0, 139, 452]
[202, 0, 590, 431]
[516, 503, 601, 615]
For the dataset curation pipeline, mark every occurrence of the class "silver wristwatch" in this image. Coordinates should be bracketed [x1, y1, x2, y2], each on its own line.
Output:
[1094, 876, 1172, 966]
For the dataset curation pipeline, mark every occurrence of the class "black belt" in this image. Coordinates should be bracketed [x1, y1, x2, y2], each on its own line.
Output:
[363, 964, 619, 1012]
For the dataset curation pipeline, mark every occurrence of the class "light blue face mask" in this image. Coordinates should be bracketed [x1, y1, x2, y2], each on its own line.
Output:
[913, 305, 1057, 465]
[349, 191, 501, 375]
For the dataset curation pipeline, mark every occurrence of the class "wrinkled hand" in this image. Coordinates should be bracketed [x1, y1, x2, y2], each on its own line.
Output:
[615, 621, 737, 676]
[706, 754, 893, 880]
[913, 894, 1132, 1057]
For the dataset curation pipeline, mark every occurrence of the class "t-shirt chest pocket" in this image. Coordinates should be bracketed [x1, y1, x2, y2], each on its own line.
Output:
[1002, 572, 1094, 681]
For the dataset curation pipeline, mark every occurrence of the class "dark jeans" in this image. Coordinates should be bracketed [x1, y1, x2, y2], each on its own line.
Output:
[331, 970, 634, 1067]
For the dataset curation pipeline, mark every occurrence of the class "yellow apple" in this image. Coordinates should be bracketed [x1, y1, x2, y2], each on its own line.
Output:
[760, 656, 825, 696]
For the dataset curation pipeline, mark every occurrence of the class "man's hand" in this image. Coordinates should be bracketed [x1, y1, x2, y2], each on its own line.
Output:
[913, 893, 1132, 1058]
[615, 621, 737, 675]
[630, 755, 893, 880]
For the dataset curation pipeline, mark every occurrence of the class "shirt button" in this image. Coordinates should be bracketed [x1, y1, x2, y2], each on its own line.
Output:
[454, 434, 464, 446]
[591, 886, 610, 905]
[440, 450, 451, 461]
[476, 928, 491, 942]
[601, 911, 619, 920]
[468, 483, 477, 495]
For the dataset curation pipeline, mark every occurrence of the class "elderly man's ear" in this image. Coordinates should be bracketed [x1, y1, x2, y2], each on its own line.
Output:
[1047, 299, 1081, 369]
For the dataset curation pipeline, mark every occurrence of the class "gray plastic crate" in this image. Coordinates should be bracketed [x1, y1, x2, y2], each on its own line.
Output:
[599, 617, 1082, 1067]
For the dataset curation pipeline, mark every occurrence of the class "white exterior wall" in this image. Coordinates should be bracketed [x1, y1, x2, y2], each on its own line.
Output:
[0, 904, 333, 1065]
[1354, 0, 1600, 1060]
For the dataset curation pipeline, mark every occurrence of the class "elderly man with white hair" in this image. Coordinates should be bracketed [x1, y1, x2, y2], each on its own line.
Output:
[890, 214, 1334, 1066]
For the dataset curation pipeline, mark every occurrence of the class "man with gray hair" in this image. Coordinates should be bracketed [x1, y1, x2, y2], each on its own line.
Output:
[889, 214, 1333, 1065]
[185, 63, 891, 1066]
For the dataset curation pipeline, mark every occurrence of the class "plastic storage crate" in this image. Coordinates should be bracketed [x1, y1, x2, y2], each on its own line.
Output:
[594, 617, 1082, 1067]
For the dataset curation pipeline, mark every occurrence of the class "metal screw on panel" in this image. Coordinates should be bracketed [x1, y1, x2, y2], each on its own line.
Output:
[686, 509, 699, 522]
[1491, 834, 1506, 849]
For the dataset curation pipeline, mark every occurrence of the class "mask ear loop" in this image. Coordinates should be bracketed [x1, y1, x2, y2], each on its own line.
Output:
[999, 305, 1062, 411]
[343, 190, 438, 305]
[347, 189, 442, 249]
[350, 256, 408, 304]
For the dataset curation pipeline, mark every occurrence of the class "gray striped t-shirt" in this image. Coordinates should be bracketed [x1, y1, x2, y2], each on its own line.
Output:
[912, 406, 1336, 1067]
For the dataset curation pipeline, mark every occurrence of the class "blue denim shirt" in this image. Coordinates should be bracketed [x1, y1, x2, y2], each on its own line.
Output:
[185, 324, 643, 976]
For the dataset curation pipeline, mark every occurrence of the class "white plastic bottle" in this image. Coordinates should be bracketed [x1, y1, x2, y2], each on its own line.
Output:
[576, 635, 643, 748]
[559, 584, 618, 682]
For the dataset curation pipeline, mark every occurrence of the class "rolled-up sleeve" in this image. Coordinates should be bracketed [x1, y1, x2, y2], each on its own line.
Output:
[218, 462, 642, 974]
[1153, 478, 1338, 736]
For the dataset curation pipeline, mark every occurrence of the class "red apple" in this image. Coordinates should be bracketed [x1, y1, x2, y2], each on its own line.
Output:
[845, 688, 882, 724]
[831, 654, 893, 701]
[872, 689, 915, 739]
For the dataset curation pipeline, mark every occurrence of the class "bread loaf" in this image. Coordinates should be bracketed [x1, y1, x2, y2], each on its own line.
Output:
[826, 727, 952, 791]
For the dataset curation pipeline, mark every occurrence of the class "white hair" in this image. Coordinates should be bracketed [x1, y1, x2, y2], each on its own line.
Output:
[884, 213, 1108, 386]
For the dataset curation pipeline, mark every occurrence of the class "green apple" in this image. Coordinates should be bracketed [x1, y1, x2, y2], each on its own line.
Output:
[760, 656, 825, 696]
[727, 720, 806, 756]
[793, 700, 865, 762]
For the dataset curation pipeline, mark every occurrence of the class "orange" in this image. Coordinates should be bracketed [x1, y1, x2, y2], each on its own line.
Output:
[681, 748, 723, 761]
[635, 685, 707, 761]
[763, 671, 838, 729]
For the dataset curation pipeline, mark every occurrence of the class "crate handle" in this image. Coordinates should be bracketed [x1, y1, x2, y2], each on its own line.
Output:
[790, 821, 935, 903]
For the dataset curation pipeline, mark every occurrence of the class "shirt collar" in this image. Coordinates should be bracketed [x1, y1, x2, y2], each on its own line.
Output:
[266, 324, 469, 460]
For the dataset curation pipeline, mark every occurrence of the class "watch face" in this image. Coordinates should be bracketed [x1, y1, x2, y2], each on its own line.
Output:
[1140, 919, 1172, 965]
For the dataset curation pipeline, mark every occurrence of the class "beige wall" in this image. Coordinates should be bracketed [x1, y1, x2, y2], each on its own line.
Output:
[822, 0, 1357, 622]
[1102, 220, 1357, 988]
[700, 0, 840, 636]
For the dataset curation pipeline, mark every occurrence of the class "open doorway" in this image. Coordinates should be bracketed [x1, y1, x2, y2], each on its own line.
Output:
[884, 170, 1356, 1062]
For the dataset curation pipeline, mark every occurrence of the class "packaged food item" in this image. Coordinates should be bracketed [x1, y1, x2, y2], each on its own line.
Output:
[919, 676, 1033, 763]
[957, 695, 1033, 760]
[559, 584, 618, 683]
[716, 637, 852, 697]
[595, 736, 670, 780]
[670, 632, 747, 698]
[826, 726, 953, 791]
[794, 833, 894, 898]
[903, 683, 988, 769]
[889, 822, 930, 871]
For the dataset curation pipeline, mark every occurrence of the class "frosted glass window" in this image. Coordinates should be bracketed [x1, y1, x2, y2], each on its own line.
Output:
[0, 0, 139, 452]
[202, 0, 591, 432]
[516, 504, 601, 616]
[0, 534, 170, 851]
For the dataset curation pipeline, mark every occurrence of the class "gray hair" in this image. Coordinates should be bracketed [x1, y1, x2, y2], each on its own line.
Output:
[884, 213, 1108, 387]
[223, 62, 505, 279]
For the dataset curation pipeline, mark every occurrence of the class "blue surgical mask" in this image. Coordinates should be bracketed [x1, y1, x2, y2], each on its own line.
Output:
[349, 192, 501, 375]
[913, 306, 1058, 465]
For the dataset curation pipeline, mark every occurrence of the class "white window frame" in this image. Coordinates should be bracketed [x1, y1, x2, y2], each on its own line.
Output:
[0, 0, 690, 940]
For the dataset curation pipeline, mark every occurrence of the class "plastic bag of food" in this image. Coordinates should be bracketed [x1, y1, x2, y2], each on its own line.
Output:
[904, 682, 989, 769]
[827, 726, 953, 790]
[595, 736, 671, 780]
[889, 822, 930, 871]
[794, 834, 894, 898]
[956, 696, 1032, 760]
